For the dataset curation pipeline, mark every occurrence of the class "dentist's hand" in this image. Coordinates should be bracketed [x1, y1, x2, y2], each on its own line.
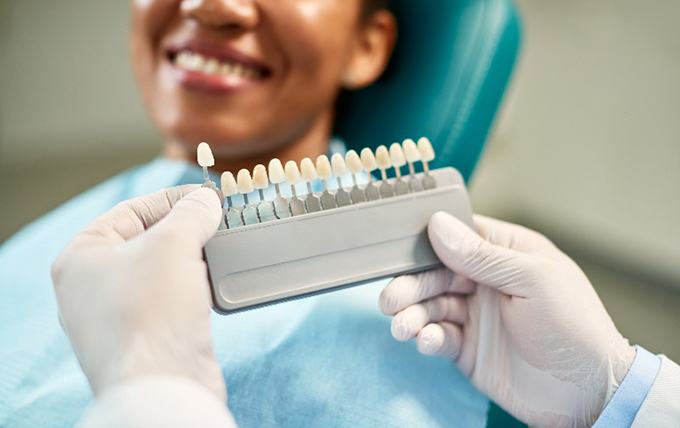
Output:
[379, 213, 635, 427]
[52, 186, 225, 401]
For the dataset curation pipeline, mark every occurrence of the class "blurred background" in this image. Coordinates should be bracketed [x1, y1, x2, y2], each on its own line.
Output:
[1, 1, 678, 358]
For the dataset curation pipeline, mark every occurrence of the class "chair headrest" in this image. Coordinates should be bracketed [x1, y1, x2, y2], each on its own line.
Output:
[334, 0, 522, 181]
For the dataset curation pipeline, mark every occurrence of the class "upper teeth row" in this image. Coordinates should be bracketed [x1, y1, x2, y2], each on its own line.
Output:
[175, 51, 263, 79]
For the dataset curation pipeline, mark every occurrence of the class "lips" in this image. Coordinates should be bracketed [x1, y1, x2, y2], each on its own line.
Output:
[166, 42, 272, 93]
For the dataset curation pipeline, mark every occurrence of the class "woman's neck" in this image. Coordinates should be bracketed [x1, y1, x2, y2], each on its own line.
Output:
[163, 110, 333, 174]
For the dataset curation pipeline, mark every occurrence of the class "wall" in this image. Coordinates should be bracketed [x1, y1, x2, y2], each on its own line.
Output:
[471, 0, 680, 287]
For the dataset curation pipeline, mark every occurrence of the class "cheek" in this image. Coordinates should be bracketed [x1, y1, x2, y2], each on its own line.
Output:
[130, 0, 178, 78]
[131, 0, 178, 37]
[266, 1, 358, 86]
[130, 0, 180, 125]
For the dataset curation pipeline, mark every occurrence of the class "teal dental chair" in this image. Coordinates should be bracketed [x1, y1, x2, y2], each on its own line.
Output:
[336, 0, 524, 426]
[337, 0, 521, 182]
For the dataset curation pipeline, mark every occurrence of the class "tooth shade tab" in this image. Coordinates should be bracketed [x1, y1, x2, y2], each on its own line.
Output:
[389, 143, 406, 167]
[417, 137, 435, 162]
[284, 160, 301, 185]
[402, 139, 421, 162]
[197, 142, 215, 167]
[345, 150, 363, 174]
[331, 153, 348, 176]
[237, 169, 254, 194]
[221, 172, 238, 197]
[375, 145, 392, 169]
[360, 148, 378, 171]
[300, 157, 317, 181]
[268, 158, 285, 184]
[252, 164, 269, 189]
[315, 155, 332, 179]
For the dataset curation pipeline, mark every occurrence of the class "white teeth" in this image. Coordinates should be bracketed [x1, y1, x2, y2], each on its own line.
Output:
[300, 157, 317, 181]
[221, 171, 238, 197]
[219, 63, 232, 75]
[237, 169, 254, 194]
[252, 164, 269, 189]
[402, 138, 421, 162]
[284, 160, 301, 185]
[197, 142, 214, 167]
[176, 51, 191, 69]
[417, 137, 435, 162]
[315, 155, 332, 180]
[204, 58, 219, 74]
[192, 54, 205, 70]
[375, 145, 392, 169]
[345, 150, 363, 174]
[389, 143, 406, 167]
[331, 153, 348, 176]
[268, 158, 285, 184]
[174, 50, 263, 79]
[360, 148, 378, 171]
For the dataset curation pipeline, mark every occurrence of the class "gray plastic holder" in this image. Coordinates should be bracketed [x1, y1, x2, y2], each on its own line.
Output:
[204, 167, 473, 314]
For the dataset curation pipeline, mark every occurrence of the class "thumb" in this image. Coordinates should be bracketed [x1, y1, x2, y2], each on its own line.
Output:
[148, 187, 222, 249]
[428, 212, 529, 295]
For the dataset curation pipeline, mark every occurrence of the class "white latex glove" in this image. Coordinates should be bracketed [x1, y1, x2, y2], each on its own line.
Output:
[379, 212, 636, 427]
[51, 185, 226, 401]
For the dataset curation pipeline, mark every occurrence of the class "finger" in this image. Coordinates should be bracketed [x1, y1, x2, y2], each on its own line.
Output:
[473, 214, 561, 256]
[428, 212, 528, 295]
[71, 185, 203, 247]
[416, 322, 463, 359]
[147, 187, 222, 250]
[379, 269, 474, 315]
[390, 295, 467, 341]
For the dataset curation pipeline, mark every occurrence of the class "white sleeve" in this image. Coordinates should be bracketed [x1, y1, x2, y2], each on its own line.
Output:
[76, 375, 238, 428]
[632, 355, 680, 427]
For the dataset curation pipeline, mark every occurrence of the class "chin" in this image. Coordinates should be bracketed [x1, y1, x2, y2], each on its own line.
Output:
[166, 122, 276, 158]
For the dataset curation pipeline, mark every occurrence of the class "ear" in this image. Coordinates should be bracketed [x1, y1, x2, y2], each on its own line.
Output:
[342, 10, 397, 90]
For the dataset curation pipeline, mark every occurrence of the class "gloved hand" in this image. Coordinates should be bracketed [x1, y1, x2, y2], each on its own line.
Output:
[51, 185, 226, 401]
[379, 212, 636, 427]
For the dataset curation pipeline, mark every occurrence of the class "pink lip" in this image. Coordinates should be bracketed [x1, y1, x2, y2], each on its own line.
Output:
[165, 41, 272, 94]
[170, 68, 257, 94]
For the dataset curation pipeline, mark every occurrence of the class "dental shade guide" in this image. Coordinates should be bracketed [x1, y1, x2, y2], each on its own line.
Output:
[360, 148, 381, 201]
[315, 155, 338, 210]
[220, 172, 243, 229]
[375, 145, 395, 198]
[418, 137, 437, 190]
[284, 160, 306, 216]
[236, 169, 259, 225]
[253, 164, 276, 223]
[199, 138, 474, 315]
[331, 154, 352, 207]
[402, 138, 424, 192]
[300, 158, 322, 213]
[345, 150, 366, 204]
[389, 143, 409, 196]
[268, 158, 291, 219]
[197, 142, 223, 200]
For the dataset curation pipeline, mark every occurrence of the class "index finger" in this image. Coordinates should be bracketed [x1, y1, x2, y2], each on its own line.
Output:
[70, 185, 203, 249]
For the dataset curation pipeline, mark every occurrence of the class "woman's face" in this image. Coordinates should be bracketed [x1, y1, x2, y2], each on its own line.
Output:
[130, 0, 389, 158]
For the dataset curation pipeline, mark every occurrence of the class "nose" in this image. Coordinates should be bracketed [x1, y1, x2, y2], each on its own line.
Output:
[180, 0, 258, 30]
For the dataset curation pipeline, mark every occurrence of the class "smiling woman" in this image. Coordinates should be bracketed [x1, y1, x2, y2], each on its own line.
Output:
[130, 0, 396, 172]
[0, 0, 532, 427]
